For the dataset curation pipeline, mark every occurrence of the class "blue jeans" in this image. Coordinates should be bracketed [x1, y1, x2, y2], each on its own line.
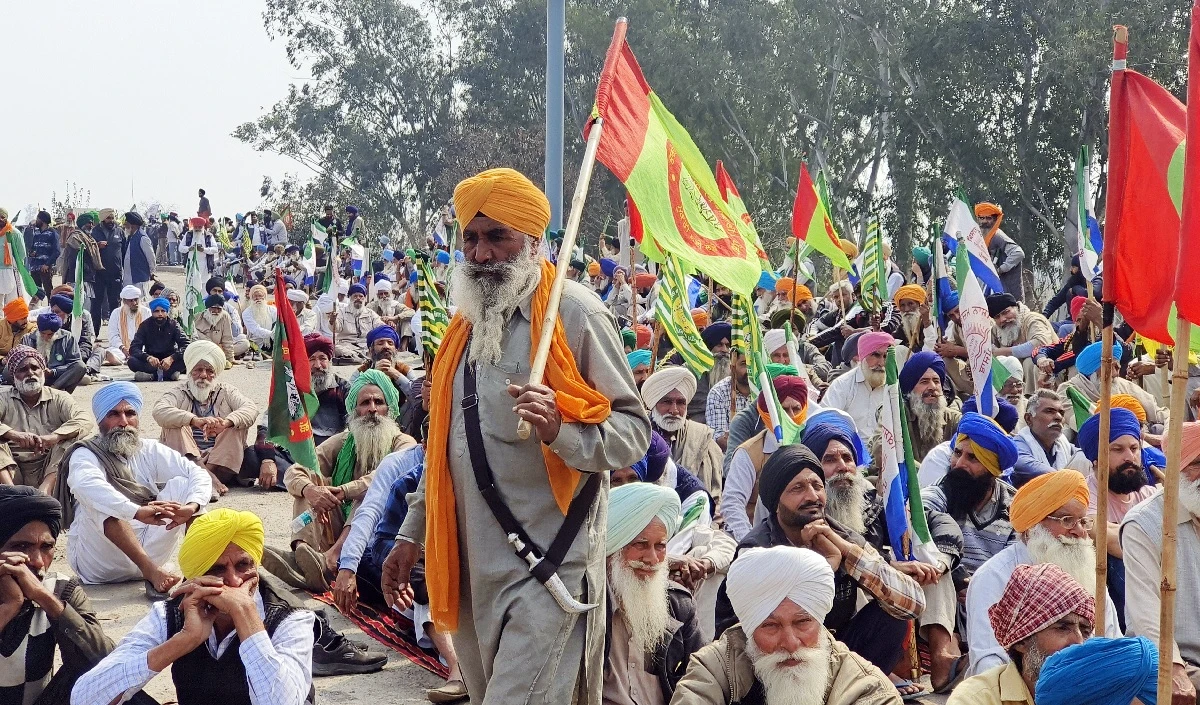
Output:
[1108, 554, 1126, 632]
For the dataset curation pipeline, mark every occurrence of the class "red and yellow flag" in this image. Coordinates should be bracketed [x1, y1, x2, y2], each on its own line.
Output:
[1174, 4, 1200, 328]
[714, 160, 772, 271]
[590, 19, 763, 295]
[791, 163, 852, 271]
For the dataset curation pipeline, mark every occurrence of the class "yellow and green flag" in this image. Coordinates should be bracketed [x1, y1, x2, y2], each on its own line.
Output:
[655, 254, 714, 376]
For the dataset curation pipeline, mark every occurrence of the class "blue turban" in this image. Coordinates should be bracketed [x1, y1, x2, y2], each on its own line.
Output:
[806, 409, 867, 463]
[599, 257, 618, 278]
[366, 324, 400, 348]
[953, 412, 1018, 472]
[435, 250, 450, 265]
[962, 395, 1019, 433]
[1035, 636, 1157, 705]
[348, 283, 367, 297]
[627, 349, 652, 370]
[701, 321, 732, 350]
[757, 270, 777, 290]
[942, 288, 960, 312]
[48, 294, 73, 313]
[36, 313, 61, 332]
[92, 381, 143, 419]
[606, 483, 680, 556]
[454, 250, 464, 263]
[373, 273, 391, 283]
[409, 270, 419, 285]
[149, 297, 170, 312]
[802, 418, 862, 466]
[255, 244, 268, 252]
[1077, 407, 1142, 463]
[899, 351, 946, 395]
[283, 276, 299, 289]
[382, 249, 394, 261]
[1076, 341, 1123, 377]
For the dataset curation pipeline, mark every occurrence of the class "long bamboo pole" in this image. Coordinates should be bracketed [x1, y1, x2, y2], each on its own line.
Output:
[1093, 304, 1114, 633]
[516, 118, 606, 440]
[1158, 319, 1191, 705]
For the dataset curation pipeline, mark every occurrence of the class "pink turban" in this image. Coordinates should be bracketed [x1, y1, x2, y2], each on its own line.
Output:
[857, 330, 894, 359]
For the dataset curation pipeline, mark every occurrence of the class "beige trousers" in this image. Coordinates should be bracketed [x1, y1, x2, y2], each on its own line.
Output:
[160, 425, 247, 476]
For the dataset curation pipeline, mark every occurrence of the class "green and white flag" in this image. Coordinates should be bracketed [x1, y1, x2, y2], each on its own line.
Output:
[654, 254, 714, 377]
[180, 249, 206, 336]
[70, 248, 85, 339]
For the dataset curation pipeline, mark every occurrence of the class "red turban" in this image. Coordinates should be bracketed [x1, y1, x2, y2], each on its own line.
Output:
[635, 324, 652, 349]
[303, 333, 334, 359]
[1070, 296, 1088, 321]
[989, 563, 1094, 649]
[634, 273, 657, 289]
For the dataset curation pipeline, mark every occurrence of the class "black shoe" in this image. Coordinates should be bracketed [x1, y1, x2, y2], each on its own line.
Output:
[312, 629, 388, 676]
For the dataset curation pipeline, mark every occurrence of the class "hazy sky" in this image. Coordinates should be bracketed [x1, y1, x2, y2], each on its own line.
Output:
[4, 0, 311, 220]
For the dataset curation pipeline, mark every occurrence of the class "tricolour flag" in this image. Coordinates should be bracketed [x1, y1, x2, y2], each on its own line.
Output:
[791, 164, 852, 271]
[655, 254, 714, 377]
[880, 346, 937, 562]
[856, 216, 887, 311]
[180, 249, 207, 336]
[1105, 26, 1186, 343]
[958, 259, 998, 417]
[713, 160, 772, 272]
[941, 196, 1004, 294]
[267, 267, 319, 471]
[590, 19, 764, 296]
[1063, 145, 1103, 280]
[1174, 5, 1200, 327]
[417, 260, 449, 360]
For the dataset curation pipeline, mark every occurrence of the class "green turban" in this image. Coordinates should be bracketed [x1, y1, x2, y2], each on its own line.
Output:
[346, 369, 400, 419]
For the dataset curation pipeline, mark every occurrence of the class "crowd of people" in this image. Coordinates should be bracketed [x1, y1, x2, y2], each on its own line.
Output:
[0, 167, 1187, 705]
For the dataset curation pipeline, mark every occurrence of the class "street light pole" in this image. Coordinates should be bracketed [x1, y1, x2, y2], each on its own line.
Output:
[545, 0, 566, 232]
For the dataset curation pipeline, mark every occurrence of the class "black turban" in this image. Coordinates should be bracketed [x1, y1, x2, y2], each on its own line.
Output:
[124, 211, 145, 227]
[758, 444, 824, 517]
[0, 486, 61, 546]
[205, 276, 225, 293]
[986, 293, 1018, 317]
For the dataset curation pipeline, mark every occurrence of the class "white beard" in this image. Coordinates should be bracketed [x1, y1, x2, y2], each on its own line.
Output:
[1179, 476, 1200, 518]
[35, 335, 53, 360]
[187, 378, 215, 403]
[608, 554, 671, 654]
[450, 238, 541, 367]
[861, 363, 886, 389]
[825, 472, 869, 535]
[99, 427, 141, 461]
[651, 409, 687, 433]
[203, 310, 221, 324]
[995, 321, 1022, 347]
[1024, 524, 1097, 595]
[708, 353, 732, 389]
[909, 393, 947, 444]
[901, 311, 923, 344]
[311, 369, 334, 393]
[15, 376, 43, 396]
[745, 637, 832, 705]
[348, 414, 401, 472]
[248, 301, 273, 329]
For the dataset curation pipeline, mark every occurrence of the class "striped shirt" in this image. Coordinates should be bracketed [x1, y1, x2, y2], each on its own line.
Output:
[922, 479, 1017, 575]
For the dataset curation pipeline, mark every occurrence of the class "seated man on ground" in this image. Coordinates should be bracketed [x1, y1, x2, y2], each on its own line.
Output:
[153, 340, 259, 496]
[55, 382, 212, 598]
[282, 370, 416, 591]
[964, 469, 1119, 678]
[1011, 389, 1088, 487]
[820, 331, 893, 439]
[641, 366, 724, 499]
[22, 314, 86, 393]
[286, 287, 318, 335]
[987, 292, 1056, 390]
[105, 286, 150, 368]
[899, 351, 960, 461]
[330, 283, 382, 363]
[1058, 340, 1165, 432]
[72, 509, 316, 705]
[948, 563, 1093, 705]
[603, 482, 702, 705]
[304, 333, 351, 447]
[627, 349, 653, 392]
[128, 297, 189, 382]
[0, 346, 94, 492]
[47, 292, 98, 377]
[1033, 636, 1158, 705]
[355, 324, 419, 405]
[193, 294, 238, 366]
[0, 299, 31, 362]
[671, 545, 901, 705]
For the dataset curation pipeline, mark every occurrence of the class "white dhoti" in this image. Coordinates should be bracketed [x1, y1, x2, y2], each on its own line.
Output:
[918, 571, 957, 635]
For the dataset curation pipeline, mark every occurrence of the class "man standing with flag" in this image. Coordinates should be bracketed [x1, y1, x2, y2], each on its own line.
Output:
[975, 203, 1025, 300]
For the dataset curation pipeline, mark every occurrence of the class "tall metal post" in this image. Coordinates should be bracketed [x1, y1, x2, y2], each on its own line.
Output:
[545, 0, 566, 231]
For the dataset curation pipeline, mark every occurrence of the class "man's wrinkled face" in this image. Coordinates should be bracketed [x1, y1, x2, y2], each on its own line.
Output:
[355, 384, 388, 418]
[209, 305, 224, 317]
[899, 299, 920, 314]
[1, 522, 55, 580]
[820, 440, 857, 487]
[711, 338, 731, 357]
[994, 306, 1019, 328]
[775, 468, 826, 528]
[376, 289, 391, 301]
[618, 518, 668, 579]
[913, 369, 943, 406]
[978, 214, 998, 231]
[99, 400, 140, 434]
[654, 390, 688, 429]
[12, 358, 45, 393]
[291, 301, 305, 315]
[950, 442, 991, 479]
[780, 396, 806, 421]
[1038, 498, 1091, 541]
[204, 543, 259, 590]
[251, 290, 267, 304]
[350, 293, 366, 308]
[190, 360, 216, 384]
[1027, 398, 1065, 443]
[751, 598, 822, 656]
[38, 330, 54, 343]
[309, 351, 331, 373]
[463, 215, 529, 273]
[1001, 377, 1024, 404]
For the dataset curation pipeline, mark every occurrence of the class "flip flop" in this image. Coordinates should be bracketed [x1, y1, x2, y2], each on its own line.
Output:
[892, 678, 927, 702]
[932, 655, 967, 694]
[144, 580, 170, 602]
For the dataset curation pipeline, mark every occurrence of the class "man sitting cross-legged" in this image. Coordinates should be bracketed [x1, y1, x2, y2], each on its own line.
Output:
[72, 509, 316, 705]
[55, 382, 212, 599]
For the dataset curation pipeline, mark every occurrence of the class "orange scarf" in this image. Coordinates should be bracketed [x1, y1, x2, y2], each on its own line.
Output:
[425, 259, 611, 631]
[0, 222, 13, 267]
[983, 214, 1004, 248]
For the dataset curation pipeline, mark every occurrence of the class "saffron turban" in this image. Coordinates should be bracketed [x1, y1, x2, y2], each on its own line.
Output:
[1076, 340, 1123, 376]
[952, 412, 1017, 476]
[774, 277, 795, 294]
[701, 322, 731, 350]
[641, 366, 697, 409]
[986, 293, 1018, 317]
[184, 339, 226, 374]
[621, 329, 636, 350]
[92, 380, 142, 419]
[727, 546, 835, 635]
[121, 285, 142, 300]
[893, 284, 927, 306]
[962, 396, 1019, 433]
[5, 346, 43, 381]
[634, 273, 657, 289]
[758, 444, 823, 517]
[178, 508, 265, 579]
[899, 351, 946, 395]
[605, 483, 681, 556]
[837, 239, 858, 259]
[763, 328, 787, 355]
[988, 563, 1094, 649]
[691, 308, 709, 329]
[366, 324, 400, 348]
[347, 369, 400, 418]
[1077, 407, 1142, 463]
[149, 297, 170, 312]
[857, 330, 894, 359]
[627, 349, 652, 370]
[285, 288, 308, 304]
[974, 202, 1003, 218]
[48, 294, 73, 313]
[304, 333, 333, 359]
[3, 298, 28, 324]
[453, 168, 551, 238]
[189, 217, 207, 229]
[36, 313, 61, 332]
[1070, 295, 1088, 321]
[802, 419, 862, 467]
[792, 285, 813, 304]
[0, 485, 61, 546]
[1036, 636, 1158, 705]
[599, 258, 618, 278]
[587, 261, 601, 277]
[1109, 393, 1147, 423]
[348, 283, 367, 297]
[1010, 469, 1090, 533]
[635, 324, 652, 349]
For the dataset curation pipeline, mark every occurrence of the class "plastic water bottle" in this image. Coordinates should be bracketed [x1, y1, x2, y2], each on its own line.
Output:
[290, 510, 314, 534]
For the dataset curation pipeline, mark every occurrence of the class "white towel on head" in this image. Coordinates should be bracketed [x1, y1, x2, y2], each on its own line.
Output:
[726, 545, 835, 635]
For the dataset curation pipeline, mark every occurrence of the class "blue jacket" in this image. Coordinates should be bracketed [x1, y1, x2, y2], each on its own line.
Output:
[367, 462, 425, 566]
[23, 226, 59, 272]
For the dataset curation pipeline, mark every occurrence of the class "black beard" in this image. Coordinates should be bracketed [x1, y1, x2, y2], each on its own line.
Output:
[1108, 462, 1149, 495]
[943, 467, 994, 519]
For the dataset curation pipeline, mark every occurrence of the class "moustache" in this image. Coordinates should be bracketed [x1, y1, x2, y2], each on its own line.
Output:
[797, 501, 824, 512]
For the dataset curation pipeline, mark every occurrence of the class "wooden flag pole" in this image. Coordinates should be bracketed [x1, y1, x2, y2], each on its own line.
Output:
[516, 117, 605, 440]
[1159, 318, 1191, 705]
[1093, 303, 1114, 633]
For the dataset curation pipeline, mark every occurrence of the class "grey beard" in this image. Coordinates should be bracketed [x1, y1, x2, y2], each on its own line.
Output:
[348, 414, 401, 472]
[901, 312, 923, 344]
[995, 321, 1021, 347]
[311, 369, 334, 393]
[862, 364, 886, 389]
[909, 394, 947, 444]
[187, 379, 215, 403]
[708, 353, 731, 388]
[651, 409, 686, 433]
[36, 337, 52, 360]
[450, 238, 541, 367]
[1019, 639, 1048, 686]
[15, 376, 43, 396]
[825, 473, 869, 535]
[99, 427, 141, 461]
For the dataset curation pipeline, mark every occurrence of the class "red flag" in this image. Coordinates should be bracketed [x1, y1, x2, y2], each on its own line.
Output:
[1104, 26, 1187, 344]
[266, 268, 319, 469]
[791, 164, 851, 270]
[1175, 3, 1200, 325]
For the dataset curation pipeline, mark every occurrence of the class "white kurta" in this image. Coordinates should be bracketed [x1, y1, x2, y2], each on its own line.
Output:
[820, 365, 890, 439]
[107, 305, 151, 363]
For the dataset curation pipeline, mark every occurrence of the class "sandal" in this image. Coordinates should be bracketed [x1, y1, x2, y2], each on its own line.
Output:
[932, 655, 967, 694]
[891, 678, 927, 701]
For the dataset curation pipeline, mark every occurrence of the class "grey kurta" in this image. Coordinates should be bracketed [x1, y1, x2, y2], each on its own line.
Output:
[400, 278, 650, 705]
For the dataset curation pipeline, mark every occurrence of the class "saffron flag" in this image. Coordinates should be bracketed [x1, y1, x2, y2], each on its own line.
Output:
[1175, 5, 1200, 325]
[791, 164, 852, 271]
[881, 346, 937, 562]
[959, 263, 998, 417]
[714, 160, 772, 272]
[267, 267, 319, 471]
[591, 20, 764, 295]
[941, 196, 1003, 294]
[417, 260, 449, 360]
[1105, 26, 1186, 343]
[1064, 146, 1103, 280]
[655, 254, 714, 376]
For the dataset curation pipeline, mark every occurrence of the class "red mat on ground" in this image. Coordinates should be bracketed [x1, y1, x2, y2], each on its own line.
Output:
[310, 591, 449, 679]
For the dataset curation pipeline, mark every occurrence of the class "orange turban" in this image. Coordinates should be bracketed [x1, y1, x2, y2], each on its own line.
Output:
[691, 308, 709, 329]
[453, 168, 551, 238]
[1109, 394, 1147, 424]
[894, 284, 928, 306]
[792, 284, 813, 304]
[775, 277, 795, 294]
[1011, 469, 1090, 533]
[635, 324, 652, 349]
[3, 298, 28, 324]
[838, 239, 859, 259]
[587, 261, 601, 277]
[975, 202, 1004, 218]
[634, 273, 657, 289]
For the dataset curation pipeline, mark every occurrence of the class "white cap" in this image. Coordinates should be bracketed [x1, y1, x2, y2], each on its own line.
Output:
[121, 285, 142, 300]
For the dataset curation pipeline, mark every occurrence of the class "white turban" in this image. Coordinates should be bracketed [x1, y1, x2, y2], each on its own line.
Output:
[763, 328, 787, 355]
[996, 355, 1022, 383]
[315, 293, 337, 315]
[120, 285, 142, 300]
[286, 288, 308, 303]
[606, 483, 681, 556]
[640, 366, 697, 409]
[183, 339, 226, 373]
[727, 546, 835, 636]
[337, 280, 350, 295]
[375, 279, 393, 293]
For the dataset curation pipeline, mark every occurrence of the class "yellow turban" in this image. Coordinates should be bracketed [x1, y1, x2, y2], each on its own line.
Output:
[1108, 394, 1147, 424]
[691, 308, 709, 329]
[837, 239, 859, 259]
[178, 508, 265, 579]
[453, 168, 551, 238]
[894, 284, 928, 306]
[792, 284, 813, 304]
[1010, 469, 1090, 533]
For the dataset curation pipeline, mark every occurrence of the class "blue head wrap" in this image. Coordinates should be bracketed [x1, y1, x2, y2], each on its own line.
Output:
[627, 349, 652, 370]
[454, 250, 464, 263]
[899, 351, 946, 395]
[942, 288, 960, 312]
[806, 409, 868, 463]
[1077, 341, 1123, 377]
[348, 283, 367, 297]
[757, 270, 777, 290]
[1077, 407, 1142, 463]
[373, 273, 391, 283]
[48, 294, 73, 313]
[1035, 636, 1157, 705]
[962, 395, 1019, 433]
[149, 297, 170, 312]
[435, 250, 450, 265]
[952, 412, 1018, 471]
[599, 257, 618, 278]
[255, 244, 268, 252]
[92, 380, 143, 419]
[802, 419, 862, 466]
[701, 321, 732, 350]
[36, 313, 61, 332]
[366, 324, 400, 348]
[382, 249, 394, 261]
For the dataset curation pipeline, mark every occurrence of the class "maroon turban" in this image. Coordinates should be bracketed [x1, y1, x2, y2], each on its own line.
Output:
[757, 374, 808, 415]
[303, 333, 334, 359]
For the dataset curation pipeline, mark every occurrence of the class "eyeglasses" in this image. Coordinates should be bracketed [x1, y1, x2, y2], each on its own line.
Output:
[1044, 515, 1095, 531]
